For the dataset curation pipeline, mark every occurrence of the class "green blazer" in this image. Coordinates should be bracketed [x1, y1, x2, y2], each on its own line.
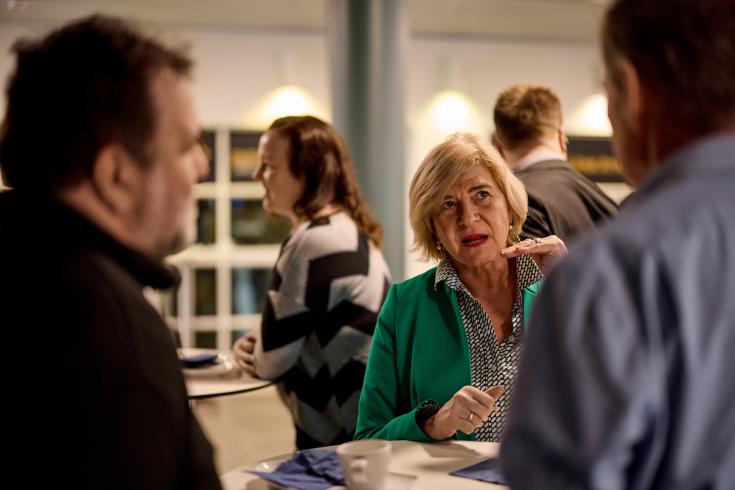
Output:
[354, 267, 541, 442]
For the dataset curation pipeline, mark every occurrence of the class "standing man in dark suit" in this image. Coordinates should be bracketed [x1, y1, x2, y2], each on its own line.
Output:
[0, 15, 221, 489]
[492, 83, 618, 243]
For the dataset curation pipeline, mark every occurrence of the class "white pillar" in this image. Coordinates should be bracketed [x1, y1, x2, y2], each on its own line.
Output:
[328, 0, 408, 279]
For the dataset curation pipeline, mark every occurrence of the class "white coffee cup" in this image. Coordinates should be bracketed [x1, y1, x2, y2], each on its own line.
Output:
[336, 440, 392, 490]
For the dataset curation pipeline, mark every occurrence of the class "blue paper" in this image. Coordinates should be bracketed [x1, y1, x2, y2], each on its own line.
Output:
[248, 449, 345, 490]
[450, 457, 508, 485]
[180, 354, 218, 368]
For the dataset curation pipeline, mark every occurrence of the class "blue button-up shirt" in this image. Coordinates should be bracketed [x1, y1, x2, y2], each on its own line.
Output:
[501, 135, 735, 489]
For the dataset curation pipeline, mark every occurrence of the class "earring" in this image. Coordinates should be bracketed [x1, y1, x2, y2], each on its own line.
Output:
[436, 241, 442, 251]
[508, 224, 512, 230]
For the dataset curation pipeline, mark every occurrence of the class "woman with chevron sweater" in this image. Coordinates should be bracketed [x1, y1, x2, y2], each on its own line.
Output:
[355, 133, 566, 443]
[232, 116, 391, 449]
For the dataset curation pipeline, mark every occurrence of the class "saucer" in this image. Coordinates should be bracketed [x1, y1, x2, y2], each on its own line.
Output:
[179, 348, 235, 378]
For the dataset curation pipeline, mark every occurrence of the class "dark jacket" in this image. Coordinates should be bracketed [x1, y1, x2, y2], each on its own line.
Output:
[0, 190, 221, 490]
[516, 159, 618, 243]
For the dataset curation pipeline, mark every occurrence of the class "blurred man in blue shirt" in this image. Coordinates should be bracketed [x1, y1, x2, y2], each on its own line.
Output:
[502, 1, 735, 488]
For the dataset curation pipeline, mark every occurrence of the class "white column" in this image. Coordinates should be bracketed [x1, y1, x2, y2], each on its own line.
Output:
[328, 0, 408, 279]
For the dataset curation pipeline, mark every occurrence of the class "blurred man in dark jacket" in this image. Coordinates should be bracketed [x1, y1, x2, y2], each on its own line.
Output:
[0, 15, 221, 489]
[493, 83, 618, 243]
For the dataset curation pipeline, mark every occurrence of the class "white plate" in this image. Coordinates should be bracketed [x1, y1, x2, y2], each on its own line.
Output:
[179, 349, 235, 378]
[246, 453, 417, 490]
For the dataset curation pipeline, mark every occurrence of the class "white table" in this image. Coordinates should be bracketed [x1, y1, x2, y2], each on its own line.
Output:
[220, 440, 507, 489]
[180, 348, 271, 400]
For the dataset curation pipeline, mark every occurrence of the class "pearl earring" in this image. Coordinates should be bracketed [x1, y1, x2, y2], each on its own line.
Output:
[436, 241, 442, 251]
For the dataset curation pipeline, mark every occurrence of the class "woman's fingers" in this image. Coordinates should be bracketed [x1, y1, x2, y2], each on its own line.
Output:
[233, 332, 258, 376]
[426, 385, 505, 439]
[485, 384, 505, 400]
[234, 355, 256, 376]
[500, 235, 568, 272]
[452, 386, 501, 423]
[500, 236, 561, 256]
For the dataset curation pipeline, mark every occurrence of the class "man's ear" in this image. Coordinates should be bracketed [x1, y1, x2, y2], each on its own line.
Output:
[492, 134, 506, 159]
[617, 57, 644, 133]
[557, 128, 568, 155]
[90, 144, 143, 215]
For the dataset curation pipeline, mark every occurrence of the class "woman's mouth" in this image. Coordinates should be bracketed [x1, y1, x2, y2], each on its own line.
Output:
[461, 234, 488, 248]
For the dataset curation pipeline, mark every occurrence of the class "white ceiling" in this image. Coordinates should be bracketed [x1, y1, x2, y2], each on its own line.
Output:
[2, 0, 609, 42]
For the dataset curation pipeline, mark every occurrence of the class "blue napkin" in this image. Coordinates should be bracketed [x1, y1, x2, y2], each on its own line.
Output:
[450, 457, 508, 485]
[180, 353, 219, 368]
[248, 449, 345, 490]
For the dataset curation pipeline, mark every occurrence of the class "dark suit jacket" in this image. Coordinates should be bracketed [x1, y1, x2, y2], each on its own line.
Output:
[0, 191, 221, 490]
[515, 159, 618, 243]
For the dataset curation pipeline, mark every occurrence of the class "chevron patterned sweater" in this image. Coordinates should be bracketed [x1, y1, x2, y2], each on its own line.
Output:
[253, 212, 391, 449]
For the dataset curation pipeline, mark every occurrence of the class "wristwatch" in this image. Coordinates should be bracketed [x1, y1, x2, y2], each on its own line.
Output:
[415, 400, 442, 425]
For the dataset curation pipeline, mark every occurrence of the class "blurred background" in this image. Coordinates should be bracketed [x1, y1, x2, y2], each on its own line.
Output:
[0, 0, 626, 473]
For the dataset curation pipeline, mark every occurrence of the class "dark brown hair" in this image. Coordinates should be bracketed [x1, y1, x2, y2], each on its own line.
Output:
[268, 115, 383, 248]
[603, 0, 735, 135]
[493, 83, 562, 150]
[0, 15, 192, 192]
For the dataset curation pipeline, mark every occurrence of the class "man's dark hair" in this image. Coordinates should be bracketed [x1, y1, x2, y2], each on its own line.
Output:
[493, 83, 562, 151]
[268, 115, 384, 248]
[603, 0, 735, 136]
[0, 15, 192, 192]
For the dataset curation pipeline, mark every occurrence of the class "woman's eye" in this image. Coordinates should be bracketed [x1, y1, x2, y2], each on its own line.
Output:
[441, 201, 454, 210]
[477, 190, 490, 199]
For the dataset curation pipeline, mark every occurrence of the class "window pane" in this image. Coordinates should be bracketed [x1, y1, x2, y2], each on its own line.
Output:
[231, 329, 250, 346]
[170, 329, 181, 348]
[230, 130, 261, 182]
[232, 268, 272, 314]
[231, 199, 291, 244]
[160, 285, 178, 318]
[195, 331, 217, 349]
[196, 199, 216, 245]
[195, 268, 217, 315]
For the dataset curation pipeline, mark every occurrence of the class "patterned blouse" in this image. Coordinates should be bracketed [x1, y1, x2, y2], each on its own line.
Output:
[434, 253, 543, 441]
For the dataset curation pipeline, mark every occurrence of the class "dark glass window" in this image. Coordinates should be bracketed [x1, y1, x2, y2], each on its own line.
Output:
[200, 130, 216, 182]
[232, 268, 272, 314]
[196, 199, 216, 245]
[231, 199, 290, 245]
[195, 331, 217, 349]
[195, 268, 217, 315]
[230, 131, 262, 182]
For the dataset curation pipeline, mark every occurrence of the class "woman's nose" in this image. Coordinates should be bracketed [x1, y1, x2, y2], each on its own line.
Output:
[456, 202, 476, 225]
[251, 164, 263, 181]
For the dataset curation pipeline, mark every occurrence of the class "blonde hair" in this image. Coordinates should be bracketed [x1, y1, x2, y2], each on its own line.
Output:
[409, 133, 527, 262]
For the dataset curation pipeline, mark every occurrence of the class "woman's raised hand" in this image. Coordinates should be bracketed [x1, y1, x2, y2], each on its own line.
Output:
[232, 331, 259, 377]
[421, 385, 504, 440]
[500, 235, 567, 273]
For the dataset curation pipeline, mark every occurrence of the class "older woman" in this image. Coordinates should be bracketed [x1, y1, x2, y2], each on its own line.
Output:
[233, 116, 391, 449]
[355, 133, 565, 442]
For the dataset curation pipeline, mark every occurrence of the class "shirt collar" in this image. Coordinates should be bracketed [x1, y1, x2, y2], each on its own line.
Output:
[622, 134, 735, 211]
[513, 149, 566, 172]
[434, 254, 543, 293]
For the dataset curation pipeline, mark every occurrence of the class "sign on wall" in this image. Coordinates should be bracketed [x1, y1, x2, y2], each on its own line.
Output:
[567, 136, 624, 183]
